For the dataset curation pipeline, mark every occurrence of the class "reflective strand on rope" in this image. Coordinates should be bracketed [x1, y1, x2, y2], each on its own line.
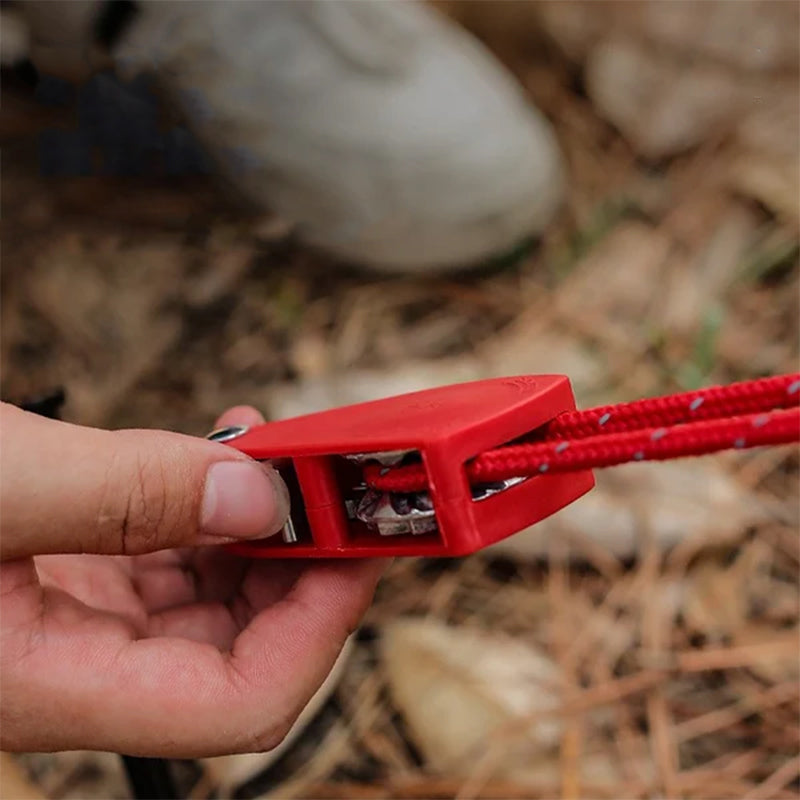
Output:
[366, 374, 800, 494]
[538, 373, 800, 441]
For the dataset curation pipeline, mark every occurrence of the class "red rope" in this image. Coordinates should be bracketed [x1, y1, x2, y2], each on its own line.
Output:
[366, 374, 800, 494]
[538, 373, 800, 440]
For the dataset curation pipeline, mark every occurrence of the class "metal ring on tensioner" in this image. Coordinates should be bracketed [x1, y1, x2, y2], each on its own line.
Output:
[206, 425, 250, 443]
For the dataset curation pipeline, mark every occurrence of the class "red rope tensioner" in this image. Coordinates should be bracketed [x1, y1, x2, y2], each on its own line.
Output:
[366, 374, 800, 494]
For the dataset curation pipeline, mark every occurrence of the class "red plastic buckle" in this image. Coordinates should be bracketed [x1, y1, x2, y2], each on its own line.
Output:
[220, 376, 594, 558]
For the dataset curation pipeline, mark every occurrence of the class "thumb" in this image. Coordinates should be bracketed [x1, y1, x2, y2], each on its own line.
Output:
[0, 403, 289, 560]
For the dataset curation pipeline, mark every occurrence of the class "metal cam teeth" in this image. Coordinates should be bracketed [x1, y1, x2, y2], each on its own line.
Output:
[344, 449, 415, 466]
[355, 489, 437, 536]
[347, 453, 527, 536]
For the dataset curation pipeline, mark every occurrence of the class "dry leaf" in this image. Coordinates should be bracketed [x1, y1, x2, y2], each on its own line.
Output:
[288, 333, 335, 380]
[511, 750, 653, 795]
[552, 222, 673, 352]
[267, 358, 484, 419]
[586, 38, 741, 159]
[184, 243, 253, 308]
[730, 155, 800, 227]
[682, 538, 773, 640]
[380, 618, 561, 775]
[657, 206, 759, 335]
[480, 328, 607, 400]
[535, 1, 800, 72]
[25, 234, 183, 425]
[535, 2, 799, 159]
[489, 459, 766, 560]
[731, 626, 800, 683]
[683, 561, 751, 641]
[268, 337, 605, 423]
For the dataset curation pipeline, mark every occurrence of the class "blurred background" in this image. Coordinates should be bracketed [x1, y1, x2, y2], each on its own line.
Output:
[1, 1, 798, 798]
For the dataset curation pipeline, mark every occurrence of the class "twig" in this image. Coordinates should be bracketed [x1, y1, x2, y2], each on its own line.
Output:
[676, 749, 766, 791]
[742, 755, 800, 800]
[643, 581, 680, 798]
[675, 682, 799, 743]
[676, 636, 798, 673]
[389, 776, 623, 799]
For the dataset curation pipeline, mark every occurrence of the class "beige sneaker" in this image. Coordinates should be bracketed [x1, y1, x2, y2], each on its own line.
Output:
[19, 0, 565, 272]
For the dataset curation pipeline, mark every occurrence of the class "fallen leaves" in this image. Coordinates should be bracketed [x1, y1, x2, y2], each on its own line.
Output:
[380, 618, 560, 775]
[489, 458, 766, 560]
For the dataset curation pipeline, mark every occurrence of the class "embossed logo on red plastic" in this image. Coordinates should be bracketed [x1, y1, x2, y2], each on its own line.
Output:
[501, 377, 540, 393]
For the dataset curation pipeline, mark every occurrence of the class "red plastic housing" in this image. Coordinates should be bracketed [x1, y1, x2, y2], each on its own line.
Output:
[225, 376, 595, 558]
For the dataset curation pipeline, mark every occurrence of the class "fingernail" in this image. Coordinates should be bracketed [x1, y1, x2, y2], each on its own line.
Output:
[201, 461, 290, 540]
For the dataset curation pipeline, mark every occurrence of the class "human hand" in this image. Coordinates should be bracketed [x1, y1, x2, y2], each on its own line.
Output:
[0, 403, 385, 757]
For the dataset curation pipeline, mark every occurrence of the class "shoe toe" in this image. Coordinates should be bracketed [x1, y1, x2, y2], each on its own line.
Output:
[295, 24, 566, 272]
[114, 0, 566, 272]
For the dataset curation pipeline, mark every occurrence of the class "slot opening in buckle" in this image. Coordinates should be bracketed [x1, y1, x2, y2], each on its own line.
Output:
[341, 449, 528, 541]
[260, 459, 312, 547]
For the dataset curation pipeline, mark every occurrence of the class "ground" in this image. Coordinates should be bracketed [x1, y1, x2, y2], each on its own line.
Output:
[1, 3, 798, 799]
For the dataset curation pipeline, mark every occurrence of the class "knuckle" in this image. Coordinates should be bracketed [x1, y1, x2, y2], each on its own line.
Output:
[98, 437, 184, 554]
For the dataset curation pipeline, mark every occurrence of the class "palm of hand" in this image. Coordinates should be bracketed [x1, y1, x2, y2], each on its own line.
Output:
[1, 549, 374, 755]
[27, 548, 304, 649]
[1, 404, 384, 756]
